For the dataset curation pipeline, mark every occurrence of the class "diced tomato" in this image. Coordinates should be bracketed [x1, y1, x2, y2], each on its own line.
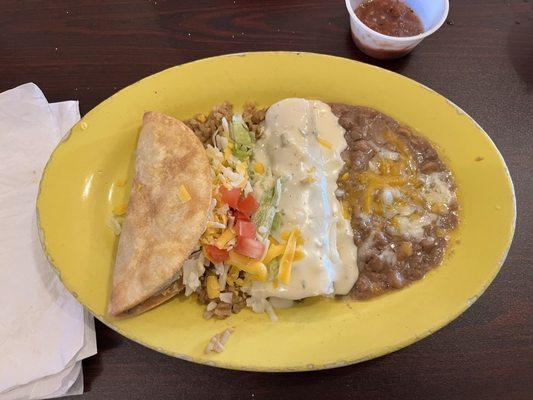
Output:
[205, 245, 229, 263]
[234, 237, 265, 259]
[237, 193, 259, 217]
[219, 187, 241, 208]
[233, 210, 250, 221]
[235, 219, 257, 238]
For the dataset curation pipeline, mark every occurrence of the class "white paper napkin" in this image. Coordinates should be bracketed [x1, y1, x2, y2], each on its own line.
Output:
[0, 84, 97, 399]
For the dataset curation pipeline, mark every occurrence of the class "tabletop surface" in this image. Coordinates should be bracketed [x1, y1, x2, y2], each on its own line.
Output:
[2, 0, 532, 399]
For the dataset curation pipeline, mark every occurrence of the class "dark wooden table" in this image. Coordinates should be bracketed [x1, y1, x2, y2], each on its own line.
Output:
[2, 1, 532, 399]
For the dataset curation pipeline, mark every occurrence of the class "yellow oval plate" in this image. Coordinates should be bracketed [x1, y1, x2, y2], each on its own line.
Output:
[37, 52, 515, 371]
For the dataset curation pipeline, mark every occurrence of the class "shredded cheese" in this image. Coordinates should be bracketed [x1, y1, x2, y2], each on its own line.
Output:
[215, 229, 235, 249]
[206, 275, 220, 299]
[113, 203, 128, 216]
[269, 235, 279, 245]
[278, 228, 298, 284]
[293, 250, 305, 261]
[226, 266, 240, 286]
[228, 251, 267, 282]
[253, 161, 265, 174]
[301, 175, 316, 184]
[178, 185, 192, 203]
[280, 231, 290, 241]
[281, 229, 304, 245]
[262, 244, 285, 264]
[223, 145, 232, 161]
[317, 136, 332, 149]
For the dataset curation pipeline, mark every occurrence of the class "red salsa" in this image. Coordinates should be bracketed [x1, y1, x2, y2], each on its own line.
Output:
[355, 0, 424, 37]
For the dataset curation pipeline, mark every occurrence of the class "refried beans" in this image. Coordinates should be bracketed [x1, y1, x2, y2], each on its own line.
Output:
[330, 104, 458, 299]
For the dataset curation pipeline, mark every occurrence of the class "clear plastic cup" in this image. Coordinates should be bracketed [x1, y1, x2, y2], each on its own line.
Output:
[345, 0, 449, 60]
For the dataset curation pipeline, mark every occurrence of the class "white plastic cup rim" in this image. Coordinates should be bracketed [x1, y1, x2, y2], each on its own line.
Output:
[345, 0, 450, 43]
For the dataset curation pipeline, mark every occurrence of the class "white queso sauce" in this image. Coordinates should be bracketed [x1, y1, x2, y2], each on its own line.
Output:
[249, 98, 358, 301]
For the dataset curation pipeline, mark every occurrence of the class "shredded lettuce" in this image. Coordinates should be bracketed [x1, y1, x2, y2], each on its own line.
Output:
[266, 258, 280, 282]
[230, 115, 254, 161]
[220, 117, 230, 138]
[231, 115, 252, 144]
[247, 162, 257, 183]
[271, 212, 282, 235]
[253, 178, 282, 239]
[232, 144, 252, 161]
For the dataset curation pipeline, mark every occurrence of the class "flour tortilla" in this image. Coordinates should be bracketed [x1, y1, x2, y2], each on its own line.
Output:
[108, 112, 212, 316]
